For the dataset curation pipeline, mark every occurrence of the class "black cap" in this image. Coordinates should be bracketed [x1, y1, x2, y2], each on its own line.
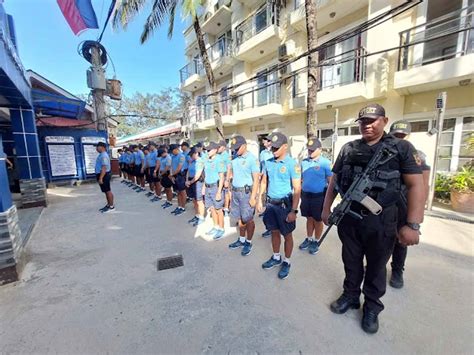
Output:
[203, 141, 219, 151]
[188, 147, 197, 156]
[96, 142, 106, 148]
[169, 144, 179, 151]
[390, 120, 411, 135]
[267, 132, 288, 148]
[181, 141, 190, 147]
[195, 142, 203, 148]
[218, 140, 227, 147]
[149, 141, 156, 147]
[230, 135, 246, 150]
[262, 136, 270, 142]
[356, 103, 386, 121]
[158, 149, 166, 156]
[307, 137, 322, 150]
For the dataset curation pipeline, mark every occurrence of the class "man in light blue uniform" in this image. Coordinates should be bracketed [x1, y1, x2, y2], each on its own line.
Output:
[95, 142, 114, 213]
[227, 136, 260, 256]
[133, 145, 145, 191]
[170, 144, 187, 215]
[298, 137, 332, 255]
[144, 143, 158, 197]
[159, 148, 174, 209]
[259, 136, 274, 238]
[218, 140, 232, 216]
[185, 147, 206, 226]
[197, 141, 226, 240]
[257, 132, 301, 280]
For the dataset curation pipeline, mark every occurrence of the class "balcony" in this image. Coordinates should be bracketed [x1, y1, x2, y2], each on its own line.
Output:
[290, 0, 368, 32]
[232, 81, 283, 122]
[194, 95, 234, 130]
[201, 3, 232, 36]
[394, 6, 474, 95]
[0, 13, 31, 108]
[179, 59, 206, 92]
[234, 3, 283, 62]
[209, 37, 235, 76]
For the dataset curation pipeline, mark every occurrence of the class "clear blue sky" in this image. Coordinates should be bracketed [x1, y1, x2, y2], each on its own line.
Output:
[5, 0, 187, 97]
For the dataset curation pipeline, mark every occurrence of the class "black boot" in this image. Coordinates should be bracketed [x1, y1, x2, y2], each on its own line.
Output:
[330, 294, 360, 314]
[390, 269, 404, 289]
[361, 307, 379, 334]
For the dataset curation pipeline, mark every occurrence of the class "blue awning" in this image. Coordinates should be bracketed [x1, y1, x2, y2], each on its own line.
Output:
[31, 89, 86, 119]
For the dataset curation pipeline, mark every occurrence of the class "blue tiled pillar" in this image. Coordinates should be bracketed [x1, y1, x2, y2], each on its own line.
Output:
[0, 135, 13, 213]
[10, 108, 47, 208]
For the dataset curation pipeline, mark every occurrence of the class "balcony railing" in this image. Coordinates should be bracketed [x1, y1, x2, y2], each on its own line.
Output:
[234, 81, 281, 112]
[319, 47, 367, 90]
[209, 37, 233, 62]
[398, 5, 474, 71]
[179, 59, 204, 83]
[235, 3, 280, 46]
[196, 94, 232, 122]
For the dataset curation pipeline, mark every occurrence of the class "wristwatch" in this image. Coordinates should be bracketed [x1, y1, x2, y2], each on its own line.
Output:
[292, 209, 299, 214]
[406, 222, 421, 231]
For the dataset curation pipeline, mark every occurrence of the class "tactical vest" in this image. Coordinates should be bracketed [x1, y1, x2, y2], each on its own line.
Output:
[338, 135, 402, 207]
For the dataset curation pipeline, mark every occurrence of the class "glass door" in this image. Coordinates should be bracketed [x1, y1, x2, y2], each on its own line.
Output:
[256, 70, 268, 107]
[255, 6, 268, 34]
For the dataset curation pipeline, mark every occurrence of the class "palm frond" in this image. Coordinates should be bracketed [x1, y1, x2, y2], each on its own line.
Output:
[140, 0, 179, 43]
[112, 0, 148, 30]
[167, 3, 177, 39]
[182, 0, 206, 19]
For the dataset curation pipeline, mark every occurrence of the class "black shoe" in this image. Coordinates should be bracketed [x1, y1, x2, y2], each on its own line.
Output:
[330, 294, 360, 314]
[389, 269, 404, 289]
[361, 308, 379, 334]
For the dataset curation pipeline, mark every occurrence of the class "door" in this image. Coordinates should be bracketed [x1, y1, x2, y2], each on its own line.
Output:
[256, 70, 268, 106]
[255, 5, 268, 34]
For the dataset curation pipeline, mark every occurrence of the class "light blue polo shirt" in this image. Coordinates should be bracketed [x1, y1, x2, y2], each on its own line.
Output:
[159, 155, 171, 173]
[134, 150, 145, 165]
[146, 150, 158, 168]
[231, 152, 259, 188]
[171, 153, 186, 174]
[198, 154, 226, 184]
[219, 150, 231, 171]
[259, 149, 273, 172]
[182, 149, 191, 170]
[188, 157, 202, 178]
[125, 152, 133, 164]
[263, 155, 301, 199]
[95, 151, 111, 174]
[301, 156, 332, 193]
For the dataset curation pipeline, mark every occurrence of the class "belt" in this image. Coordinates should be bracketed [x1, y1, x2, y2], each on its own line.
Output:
[267, 195, 291, 205]
[302, 191, 325, 198]
[205, 183, 218, 188]
[232, 186, 252, 192]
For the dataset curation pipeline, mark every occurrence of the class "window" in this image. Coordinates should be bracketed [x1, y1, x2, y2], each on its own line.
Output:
[350, 126, 360, 135]
[438, 118, 456, 171]
[255, 6, 268, 34]
[410, 120, 430, 132]
[337, 127, 349, 136]
[459, 116, 474, 169]
[319, 129, 333, 139]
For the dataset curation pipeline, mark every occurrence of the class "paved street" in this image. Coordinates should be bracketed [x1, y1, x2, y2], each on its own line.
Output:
[1, 180, 473, 354]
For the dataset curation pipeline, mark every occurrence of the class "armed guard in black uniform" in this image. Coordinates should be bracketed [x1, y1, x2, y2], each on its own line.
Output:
[322, 104, 425, 334]
[389, 120, 431, 289]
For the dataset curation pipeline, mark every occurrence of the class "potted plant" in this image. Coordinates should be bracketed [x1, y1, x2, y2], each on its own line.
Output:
[450, 167, 474, 213]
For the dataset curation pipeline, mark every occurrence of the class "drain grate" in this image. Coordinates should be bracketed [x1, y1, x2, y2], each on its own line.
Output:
[157, 255, 184, 271]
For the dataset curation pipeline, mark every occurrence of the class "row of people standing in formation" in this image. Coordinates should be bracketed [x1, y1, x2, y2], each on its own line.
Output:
[110, 103, 429, 335]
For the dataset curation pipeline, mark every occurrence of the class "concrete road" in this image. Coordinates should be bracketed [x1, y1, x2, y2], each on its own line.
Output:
[1, 181, 473, 354]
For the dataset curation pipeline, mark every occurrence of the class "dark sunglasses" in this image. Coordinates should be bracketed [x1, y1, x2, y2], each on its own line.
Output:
[271, 146, 279, 152]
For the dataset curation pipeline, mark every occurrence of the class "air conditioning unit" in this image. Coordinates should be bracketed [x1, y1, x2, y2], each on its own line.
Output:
[278, 40, 296, 62]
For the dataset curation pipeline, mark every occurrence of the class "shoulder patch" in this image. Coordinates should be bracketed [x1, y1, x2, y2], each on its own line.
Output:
[295, 165, 301, 174]
[413, 153, 422, 166]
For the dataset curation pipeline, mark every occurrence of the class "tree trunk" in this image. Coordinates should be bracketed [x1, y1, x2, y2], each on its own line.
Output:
[193, 18, 224, 141]
[305, 0, 318, 138]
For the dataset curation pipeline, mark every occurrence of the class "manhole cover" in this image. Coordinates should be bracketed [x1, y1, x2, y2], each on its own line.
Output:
[157, 255, 184, 271]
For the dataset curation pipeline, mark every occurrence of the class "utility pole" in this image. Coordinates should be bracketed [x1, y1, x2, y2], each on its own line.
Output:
[332, 108, 339, 162]
[90, 44, 107, 132]
[427, 91, 447, 211]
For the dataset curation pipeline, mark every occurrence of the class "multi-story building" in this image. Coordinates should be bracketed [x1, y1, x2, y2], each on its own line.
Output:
[179, 0, 474, 173]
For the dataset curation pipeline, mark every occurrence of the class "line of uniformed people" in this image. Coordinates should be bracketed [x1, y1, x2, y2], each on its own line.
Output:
[115, 103, 427, 335]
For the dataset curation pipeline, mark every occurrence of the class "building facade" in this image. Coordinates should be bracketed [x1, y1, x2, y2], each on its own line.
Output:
[180, 0, 474, 172]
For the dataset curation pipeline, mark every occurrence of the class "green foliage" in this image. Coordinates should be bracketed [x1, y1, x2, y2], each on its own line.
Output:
[434, 173, 452, 200]
[77, 88, 186, 137]
[451, 167, 474, 193]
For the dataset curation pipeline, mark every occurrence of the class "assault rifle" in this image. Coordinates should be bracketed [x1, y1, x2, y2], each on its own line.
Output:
[318, 143, 397, 246]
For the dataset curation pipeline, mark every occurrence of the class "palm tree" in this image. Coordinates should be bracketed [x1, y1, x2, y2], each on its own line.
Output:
[113, 0, 225, 140]
[304, 0, 318, 138]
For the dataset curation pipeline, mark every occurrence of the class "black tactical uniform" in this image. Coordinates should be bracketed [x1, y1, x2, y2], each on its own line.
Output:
[389, 120, 431, 288]
[332, 132, 422, 316]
